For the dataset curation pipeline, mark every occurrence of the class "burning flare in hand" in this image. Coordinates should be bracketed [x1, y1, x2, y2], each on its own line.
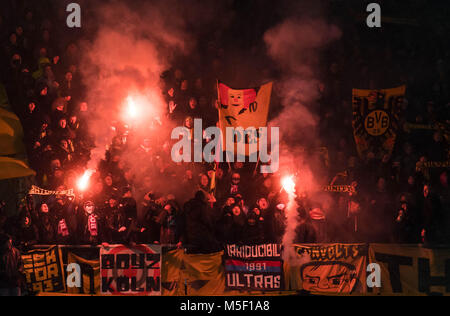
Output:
[282, 175, 296, 195]
[77, 170, 95, 191]
[126, 96, 138, 119]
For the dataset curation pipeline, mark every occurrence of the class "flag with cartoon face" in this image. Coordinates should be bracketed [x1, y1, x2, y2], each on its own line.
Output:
[217, 81, 273, 157]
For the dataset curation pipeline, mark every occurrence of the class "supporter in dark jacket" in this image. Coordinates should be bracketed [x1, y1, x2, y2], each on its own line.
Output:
[103, 196, 127, 244]
[179, 191, 220, 253]
[0, 234, 24, 296]
[158, 201, 180, 245]
[36, 203, 57, 245]
[243, 207, 265, 245]
[419, 184, 445, 245]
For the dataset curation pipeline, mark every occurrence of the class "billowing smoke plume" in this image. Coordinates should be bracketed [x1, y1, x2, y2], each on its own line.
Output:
[80, 0, 192, 167]
[78, 0, 232, 206]
[264, 13, 341, 262]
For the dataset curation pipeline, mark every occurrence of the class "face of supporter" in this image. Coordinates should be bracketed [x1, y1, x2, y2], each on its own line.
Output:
[185, 170, 193, 180]
[70, 116, 77, 125]
[377, 178, 386, 192]
[40, 87, 48, 96]
[181, 80, 188, 91]
[232, 206, 241, 216]
[59, 119, 67, 129]
[39, 47, 47, 57]
[41, 204, 49, 213]
[16, 26, 23, 36]
[51, 159, 61, 170]
[108, 198, 117, 208]
[65, 72, 73, 81]
[185, 117, 193, 129]
[200, 175, 209, 187]
[423, 185, 429, 198]
[232, 174, 241, 185]
[105, 176, 113, 187]
[258, 198, 269, 210]
[216, 168, 223, 180]
[80, 102, 88, 112]
[189, 98, 197, 109]
[433, 132, 442, 142]
[85, 205, 95, 215]
[164, 204, 172, 213]
[9, 33, 17, 45]
[11, 54, 21, 67]
[168, 88, 175, 97]
[29, 102, 36, 112]
[44, 66, 53, 78]
[263, 178, 272, 189]
[60, 140, 68, 149]
[226, 197, 235, 206]
[253, 208, 261, 216]
[408, 176, 415, 185]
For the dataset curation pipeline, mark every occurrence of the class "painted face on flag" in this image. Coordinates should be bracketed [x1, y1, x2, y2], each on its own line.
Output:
[219, 84, 257, 126]
[301, 262, 357, 293]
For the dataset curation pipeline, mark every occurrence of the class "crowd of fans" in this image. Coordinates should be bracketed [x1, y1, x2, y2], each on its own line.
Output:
[0, 1, 449, 267]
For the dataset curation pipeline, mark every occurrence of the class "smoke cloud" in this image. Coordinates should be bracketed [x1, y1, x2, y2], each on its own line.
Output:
[264, 12, 341, 262]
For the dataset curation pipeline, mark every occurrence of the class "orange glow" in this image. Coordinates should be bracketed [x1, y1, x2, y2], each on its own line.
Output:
[77, 170, 95, 191]
[282, 175, 296, 194]
[126, 96, 139, 119]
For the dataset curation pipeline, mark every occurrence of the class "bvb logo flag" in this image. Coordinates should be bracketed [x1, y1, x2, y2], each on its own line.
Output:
[217, 81, 273, 158]
[352, 86, 406, 159]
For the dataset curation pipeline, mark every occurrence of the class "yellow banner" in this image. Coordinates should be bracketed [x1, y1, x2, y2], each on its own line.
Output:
[67, 252, 100, 295]
[352, 86, 406, 159]
[22, 246, 66, 294]
[0, 108, 26, 156]
[369, 244, 450, 296]
[218, 82, 273, 157]
[286, 244, 368, 294]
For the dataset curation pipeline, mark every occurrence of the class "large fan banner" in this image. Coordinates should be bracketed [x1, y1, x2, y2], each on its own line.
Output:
[288, 244, 368, 294]
[67, 252, 100, 295]
[352, 86, 406, 159]
[22, 246, 66, 294]
[369, 244, 450, 296]
[217, 81, 273, 158]
[224, 244, 283, 291]
[100, 244, 161, 296]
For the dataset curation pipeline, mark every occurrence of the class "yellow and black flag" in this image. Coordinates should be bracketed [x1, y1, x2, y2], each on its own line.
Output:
[217, 81, 273, 159]
[352, 86, 406, 159]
